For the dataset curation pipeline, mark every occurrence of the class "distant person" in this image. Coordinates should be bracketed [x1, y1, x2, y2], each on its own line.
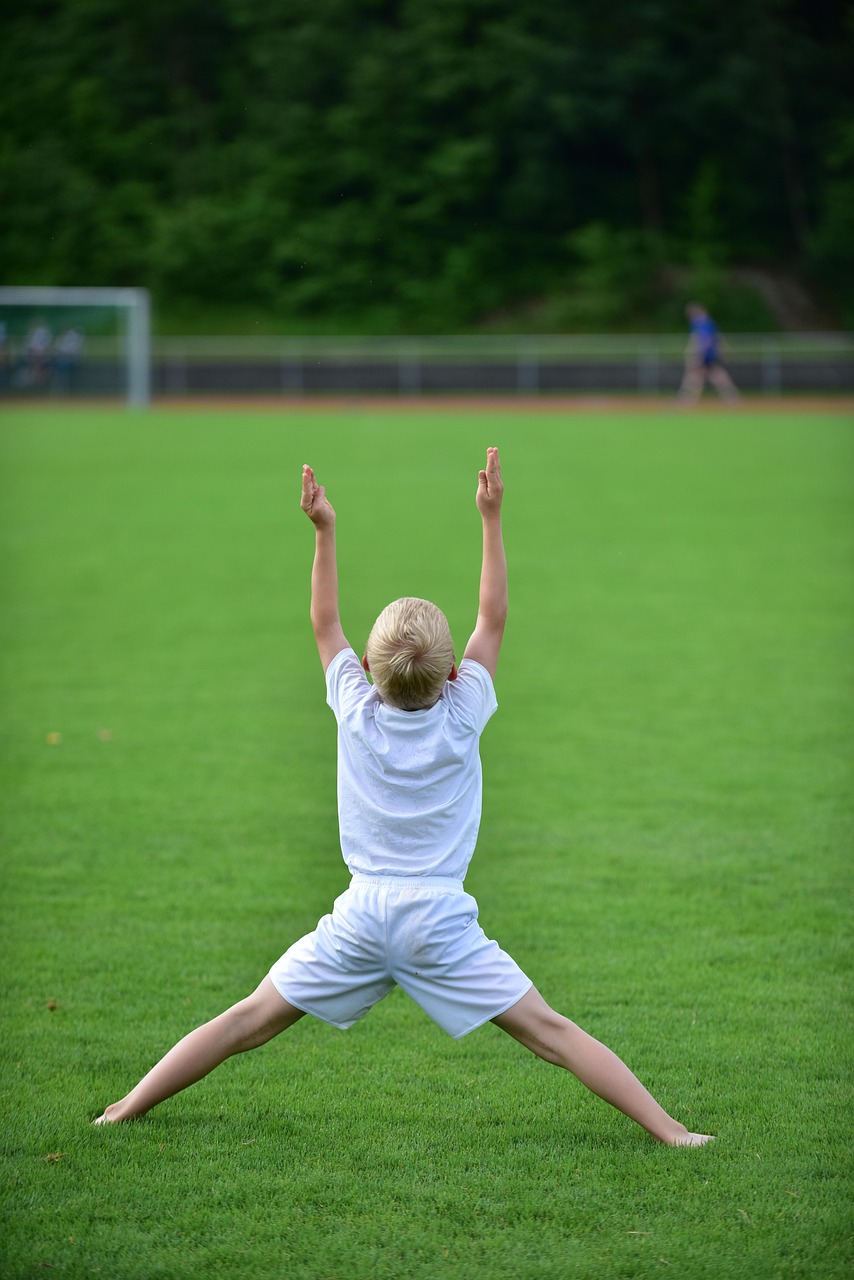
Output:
[94, 450, 713, 1148]
[0, 322, 8, 389]
[678, 302, 740, 404]
[53, 327, 85, 393]
[24, 319, 52, 388]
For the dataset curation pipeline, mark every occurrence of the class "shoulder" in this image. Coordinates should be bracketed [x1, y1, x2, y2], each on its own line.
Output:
[457, 657, 496, 690]
[326, 647, 374, 720]
[443, 658, 498, 731]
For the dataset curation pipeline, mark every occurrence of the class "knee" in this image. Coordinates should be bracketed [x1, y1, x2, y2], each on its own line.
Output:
[506, 1002, 574, 1063]
[214, 998, 257, 1052]
[221, 982, 300, 1051]
[494, 988, 577, 1063]
[213, 993, 269, 1053]
[529, 1007, 574, 1056]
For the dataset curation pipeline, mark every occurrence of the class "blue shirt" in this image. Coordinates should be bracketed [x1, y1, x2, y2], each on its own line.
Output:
[690, 314, 719, 362]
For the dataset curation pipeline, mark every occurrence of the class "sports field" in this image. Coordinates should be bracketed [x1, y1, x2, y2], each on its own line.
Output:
[1, 402, 852, 1279]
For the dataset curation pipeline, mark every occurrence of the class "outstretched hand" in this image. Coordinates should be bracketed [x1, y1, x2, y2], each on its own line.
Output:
[476, 446, 503, 517]
[301, 464, 336, 528]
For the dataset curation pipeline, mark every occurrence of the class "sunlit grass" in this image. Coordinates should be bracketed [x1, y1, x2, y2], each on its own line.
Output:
[1, 404, 852, 1279]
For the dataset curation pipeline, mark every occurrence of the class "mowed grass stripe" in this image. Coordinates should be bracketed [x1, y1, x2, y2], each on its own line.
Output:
[1, 405, 852, 1280]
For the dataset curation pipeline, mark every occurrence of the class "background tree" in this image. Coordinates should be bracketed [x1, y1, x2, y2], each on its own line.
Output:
[1, 0, 851, 330]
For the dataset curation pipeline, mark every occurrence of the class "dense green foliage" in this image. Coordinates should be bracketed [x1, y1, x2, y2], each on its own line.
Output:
[1, 405, 852, 1278]
[2, 1, 853, 330]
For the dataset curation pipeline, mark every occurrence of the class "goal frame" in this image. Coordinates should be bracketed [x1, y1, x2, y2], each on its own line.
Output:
[0, 286, 151, 407]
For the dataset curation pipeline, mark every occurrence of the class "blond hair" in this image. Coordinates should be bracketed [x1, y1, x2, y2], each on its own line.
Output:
[366, 597, 455, 710]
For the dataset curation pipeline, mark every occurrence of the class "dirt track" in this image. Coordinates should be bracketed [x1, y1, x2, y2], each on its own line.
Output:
[5, 395, 854, 415]
[149, 394, 854, 414]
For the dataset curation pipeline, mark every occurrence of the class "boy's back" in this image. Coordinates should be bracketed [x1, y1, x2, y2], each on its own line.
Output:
[327, 647, 497, 879]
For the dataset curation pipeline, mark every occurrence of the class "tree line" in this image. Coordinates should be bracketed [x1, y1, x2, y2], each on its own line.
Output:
[2, 0, 852, 331]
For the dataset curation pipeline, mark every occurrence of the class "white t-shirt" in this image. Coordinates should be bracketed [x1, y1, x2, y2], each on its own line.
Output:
[325, 647, 498, 880]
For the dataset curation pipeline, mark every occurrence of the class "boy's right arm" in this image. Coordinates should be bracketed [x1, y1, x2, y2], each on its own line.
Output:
[301, 464, 349, 673]
[462, 447, 507, 679]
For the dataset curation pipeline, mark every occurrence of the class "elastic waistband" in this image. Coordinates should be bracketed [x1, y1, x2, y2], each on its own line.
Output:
[350, 873, 464, 892]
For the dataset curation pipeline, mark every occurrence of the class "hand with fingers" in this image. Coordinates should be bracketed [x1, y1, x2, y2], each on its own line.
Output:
[301, 464, 336, 528]
[476, 446, 503, 518]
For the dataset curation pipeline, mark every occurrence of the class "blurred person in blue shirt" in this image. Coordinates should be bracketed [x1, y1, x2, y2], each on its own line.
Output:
[678, 302, 740, 404]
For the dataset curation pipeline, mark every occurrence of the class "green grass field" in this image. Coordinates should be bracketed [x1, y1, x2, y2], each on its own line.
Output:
[1, 403, 852, 1279]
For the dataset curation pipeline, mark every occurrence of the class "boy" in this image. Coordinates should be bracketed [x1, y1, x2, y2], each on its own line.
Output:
[95, 449, 712, 1147]
[678, 301, 740, 404]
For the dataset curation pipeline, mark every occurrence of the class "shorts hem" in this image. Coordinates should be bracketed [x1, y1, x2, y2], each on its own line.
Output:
[449, 979, 534, 1040]
[268, 976, 357, 1032]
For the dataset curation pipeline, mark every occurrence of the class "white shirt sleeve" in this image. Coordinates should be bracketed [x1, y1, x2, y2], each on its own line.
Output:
[444, 658, 498, 733]
[326, 647, 372, 722]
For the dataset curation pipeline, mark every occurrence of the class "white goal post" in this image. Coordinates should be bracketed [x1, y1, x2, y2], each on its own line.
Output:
[0, 286, 151, 407]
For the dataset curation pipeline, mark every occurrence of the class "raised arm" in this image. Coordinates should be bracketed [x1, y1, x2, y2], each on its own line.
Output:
[462, 447, 507, 679]
[300, 464, 349, 672]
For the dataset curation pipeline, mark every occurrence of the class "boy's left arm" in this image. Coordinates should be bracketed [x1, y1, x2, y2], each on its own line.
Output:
[463, 447, 507, 679]
[301, 464, 350, 672]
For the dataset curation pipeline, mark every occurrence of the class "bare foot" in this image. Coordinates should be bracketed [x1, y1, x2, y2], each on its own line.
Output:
[671, 1131, 715, 1147]
[92, 1103, 126, 1125]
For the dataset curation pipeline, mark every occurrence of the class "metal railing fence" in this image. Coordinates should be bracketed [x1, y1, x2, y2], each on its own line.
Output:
[148, 332, 853, 396]
[2, 331, 852, 398]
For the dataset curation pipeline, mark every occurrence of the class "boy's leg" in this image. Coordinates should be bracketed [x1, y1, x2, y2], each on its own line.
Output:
[678, 358, 703, 402]
[95, 977, 305, 1123]
[708, 363, 740, 401]
[492, 987, 712, 1146]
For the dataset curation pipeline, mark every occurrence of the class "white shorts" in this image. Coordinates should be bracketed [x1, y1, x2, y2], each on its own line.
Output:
[268, 875, 532, 1039]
